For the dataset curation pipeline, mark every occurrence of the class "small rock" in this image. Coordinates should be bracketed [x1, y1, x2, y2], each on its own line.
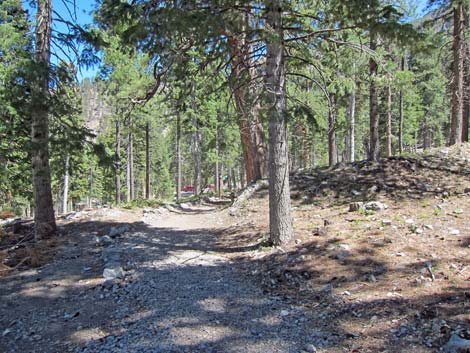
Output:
[442, 330, 470, 353]
[364, 201, 388, 211]
[303, 343, 317, 353]
[453, 208, 464, 214]
[109, 225, 130, 238]
[103, 267, 125, 280]
[381, 219, 392, 226]
[405, 218, 415, 225]
[63, 311, 80, 321]
[424, 224, 434, 230]
[351, 189, 361, 196]
[313, 227, 328, 237]
[280, 310, 290, 317]
[367, 274, 377, 283]
[448, 228, 460, 236]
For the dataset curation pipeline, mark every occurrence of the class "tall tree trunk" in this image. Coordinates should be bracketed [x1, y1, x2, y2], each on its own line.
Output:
[463, 100, 469, 142]
[176, 110, 182, 200]
[145, 121, 150, 199]
[369, 32, 380, 161]
[62, 155, 69, 214]
[266, 0, 293, 245]
[215, 128, 220, 197]
[129, 116, 134, 200]
[190, 85, 202, 195]
[423, 119, 431, 150]
[115, 119, 121, 204]
[328, 94, 338, 167]
[347, 69, 357, 162]
[228, 11, 267, 183]
[399, 56, 405, 153]
[463, 46, 470, 142]
[450, 1, 465, 145]
[386, 78, 393, 157]
[32, 0, 56, 239]
[126, 144, 131, 202]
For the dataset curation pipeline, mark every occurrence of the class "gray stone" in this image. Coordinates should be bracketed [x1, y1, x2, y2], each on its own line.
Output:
[364, 201, 388, 211]
[103, 267, 125, 280]
[442, 331, 470, 353]
[303, 343, 317, 352]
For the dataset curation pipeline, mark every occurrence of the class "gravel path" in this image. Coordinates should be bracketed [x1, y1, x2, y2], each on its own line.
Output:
[0, 206, 318, 353]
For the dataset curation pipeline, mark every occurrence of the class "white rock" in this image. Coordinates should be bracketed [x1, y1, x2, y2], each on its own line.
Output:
[382, 219, 392, 226]
[364, 201, 388, 211]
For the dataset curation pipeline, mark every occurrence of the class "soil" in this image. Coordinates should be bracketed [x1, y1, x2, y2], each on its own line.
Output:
[0, 146, 469, 353]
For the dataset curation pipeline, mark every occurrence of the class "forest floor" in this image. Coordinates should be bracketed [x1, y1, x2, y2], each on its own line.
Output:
[1, 145, 470, 353]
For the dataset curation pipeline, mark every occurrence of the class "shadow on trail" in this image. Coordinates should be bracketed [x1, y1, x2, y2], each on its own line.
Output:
[0, 216, 468, 353]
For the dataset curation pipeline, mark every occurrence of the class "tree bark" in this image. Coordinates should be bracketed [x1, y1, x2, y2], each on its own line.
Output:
[228, 12, 267, 183]
[190, 85, 202, 195]
[62, 155, 69, 214]
[115, 119, 121, 204]
[176, 110, 182, 200]
[328, 94, 338, 167]
[145, 121, 150, 199]
[399, 56, 405, 154]
[369, 32, 380, 161]
[215, 127, 220, 197]
[347, 69, 356, 162]
[450, 1, 465, 145]
[266, 0, 293, 245]
[386, 78, 393, 157]
[32, 0, 56, 239]
[129, 116, 134, 200]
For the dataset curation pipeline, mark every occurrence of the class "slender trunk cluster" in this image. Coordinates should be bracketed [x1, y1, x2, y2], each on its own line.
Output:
[32, 0, 56, 239]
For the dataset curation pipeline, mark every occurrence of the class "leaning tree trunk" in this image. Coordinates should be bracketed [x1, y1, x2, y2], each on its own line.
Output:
[115, 119, 121, 204]
[450, 1, 465, 145]
[145, 121, 150, 199]
[32, 0, 56, 239]
[266, 0, 293, 245]
[369, 32, 380, 161]
[62, 155, 69, 214]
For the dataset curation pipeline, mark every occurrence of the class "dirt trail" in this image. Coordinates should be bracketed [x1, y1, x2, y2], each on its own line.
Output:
[0, 205, 317, 353]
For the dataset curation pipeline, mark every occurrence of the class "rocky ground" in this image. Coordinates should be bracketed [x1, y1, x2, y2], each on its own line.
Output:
[0, 146, 469, 353]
